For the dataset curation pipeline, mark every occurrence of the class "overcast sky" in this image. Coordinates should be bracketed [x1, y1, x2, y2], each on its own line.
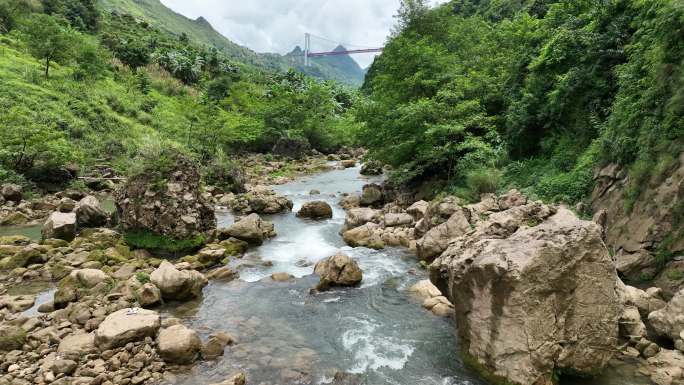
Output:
[160, 0, 446, 68]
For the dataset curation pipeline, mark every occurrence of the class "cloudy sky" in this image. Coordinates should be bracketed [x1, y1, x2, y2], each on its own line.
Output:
[160, 0, 446, 68]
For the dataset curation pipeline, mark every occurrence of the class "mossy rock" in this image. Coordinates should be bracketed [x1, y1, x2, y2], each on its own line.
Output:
[54, 275, 80, 308]
[218, 238, 248, 256]
[0, 212, 30, 226]
[0, 245, 21, 259]
[42, 239, 70, 248]
[0, 325, 27, 351]
[2, 246, 43, 270]
[49, 262, 73, 280]
[0, 235, 31, 246]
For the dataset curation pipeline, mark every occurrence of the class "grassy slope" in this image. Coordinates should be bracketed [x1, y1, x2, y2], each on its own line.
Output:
[0, 35, 210, 171]
[98, 0, 365, 86]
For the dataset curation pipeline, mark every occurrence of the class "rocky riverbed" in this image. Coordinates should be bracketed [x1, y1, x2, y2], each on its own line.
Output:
[0, 153, 681, 385]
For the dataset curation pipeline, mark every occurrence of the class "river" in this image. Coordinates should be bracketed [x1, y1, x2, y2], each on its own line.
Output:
[167, 165, 486, 385]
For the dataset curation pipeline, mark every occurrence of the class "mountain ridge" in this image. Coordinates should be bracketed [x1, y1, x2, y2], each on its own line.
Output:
[98, 0, 365, 86]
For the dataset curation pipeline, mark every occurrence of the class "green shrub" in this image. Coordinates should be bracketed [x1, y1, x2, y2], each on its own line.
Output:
[202, 148, 246, 193]
[135, 271, 150, 284]
[466, 168, 502, 197]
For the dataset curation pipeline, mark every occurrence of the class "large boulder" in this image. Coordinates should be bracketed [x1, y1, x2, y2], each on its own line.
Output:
[360, 161, 383, 175]
[94, 308, 161, 349]
[297, 201, 333, 219]
[416, 208, 471, 261]
[314, 253, 363, 291]
[222, 213, 275, 245]
[414, 196, 463, 237]
[342, 223, 385, 249]
[225, 186, 293, 215]
[42, 212, 77, 241]
[406, 200, 429, 221]
[150, 261, 208, 301]
[384, 213, 414, 228]
[58, 333, 97, 357]
[115, 151, 215, 240]
[75, 195, 108, 228]
[342, 207, 381, 232]
[649, 289, 684, 341]
[157, 324, 202, 364]
[430, 207, 621, 385]
[1, 183, 22, 202]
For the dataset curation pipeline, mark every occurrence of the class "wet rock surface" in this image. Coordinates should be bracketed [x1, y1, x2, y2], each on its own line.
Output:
[297, 201, 333, 219]
[313, 253, 363, 291]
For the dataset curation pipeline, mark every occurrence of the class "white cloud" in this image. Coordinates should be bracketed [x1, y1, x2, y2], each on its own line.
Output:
[160, 0, 447, 68]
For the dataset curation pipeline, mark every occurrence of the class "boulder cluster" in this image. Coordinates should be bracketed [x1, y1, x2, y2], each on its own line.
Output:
[0, 227, 247, 385]
[338, 187, 664, 384]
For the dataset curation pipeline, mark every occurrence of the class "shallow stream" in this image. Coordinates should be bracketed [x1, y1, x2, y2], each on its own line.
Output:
[167, 166, 485, 385]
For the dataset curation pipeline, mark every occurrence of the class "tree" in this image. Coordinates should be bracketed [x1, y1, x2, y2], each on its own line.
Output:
[391, 0, 429, 35]
[42, 0, 100, 32]
[22, 14, 75, 79]
[0, 106, 76, 175]
[110, 38, 150, 71]
[0, 0, 35, 34]
[74, 37, 109, 80]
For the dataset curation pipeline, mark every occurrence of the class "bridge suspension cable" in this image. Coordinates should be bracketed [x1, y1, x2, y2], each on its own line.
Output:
[303, 33, 383, 66]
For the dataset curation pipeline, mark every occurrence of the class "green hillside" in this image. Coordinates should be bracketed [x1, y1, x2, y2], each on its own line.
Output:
[0, 0, 360, 189]
[98, 0, 365, 86]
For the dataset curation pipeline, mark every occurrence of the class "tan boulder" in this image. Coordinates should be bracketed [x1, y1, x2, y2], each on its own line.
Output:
[430, 207, 621, 385]
[95, 308, 161, 349]
[416, 208, 471, 261]
[314, 253, 363, 291]
[297, 201, 333, 219]
[150, 261, 207, 300]
[42, 212, 77, 241]
[157, 324, 201, 364]
[649, 289, 684, 341]
[222, 213, 275, 245]
[409, 279, 442, 300]
[342, 223, 385, 249]
[342, 207, 381, 231]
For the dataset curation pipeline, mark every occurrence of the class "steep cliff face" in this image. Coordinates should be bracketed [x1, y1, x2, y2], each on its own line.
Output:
[592, 152, 684, 293]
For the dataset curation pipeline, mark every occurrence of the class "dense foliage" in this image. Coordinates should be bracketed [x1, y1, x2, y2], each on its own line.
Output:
[0, 4, 360, 189]
[361, 0, 683, 204]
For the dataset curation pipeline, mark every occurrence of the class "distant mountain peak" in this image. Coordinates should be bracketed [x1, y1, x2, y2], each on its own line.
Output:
[333, 45, 347, 53]
[195, 16, 210, 26]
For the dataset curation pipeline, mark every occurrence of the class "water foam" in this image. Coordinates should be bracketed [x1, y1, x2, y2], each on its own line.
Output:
[341, 316, 415, 374]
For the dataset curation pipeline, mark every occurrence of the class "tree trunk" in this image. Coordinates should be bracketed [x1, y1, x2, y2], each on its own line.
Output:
[45, 57, 50, 79]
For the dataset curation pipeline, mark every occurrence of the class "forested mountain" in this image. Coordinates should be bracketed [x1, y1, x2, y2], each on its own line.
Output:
[360, 0, 683, 207]
[99, 0, 365, 86]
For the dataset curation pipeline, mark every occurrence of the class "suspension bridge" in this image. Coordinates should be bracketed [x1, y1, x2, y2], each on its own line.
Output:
[300, 33, 383, 66]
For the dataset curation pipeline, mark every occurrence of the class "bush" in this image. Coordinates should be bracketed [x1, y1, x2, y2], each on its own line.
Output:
[202, 149, 246, 193]
[466, 168, 502, 197]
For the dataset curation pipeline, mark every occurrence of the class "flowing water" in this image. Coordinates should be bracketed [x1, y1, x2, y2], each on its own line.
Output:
[168, 166, 486, 385]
